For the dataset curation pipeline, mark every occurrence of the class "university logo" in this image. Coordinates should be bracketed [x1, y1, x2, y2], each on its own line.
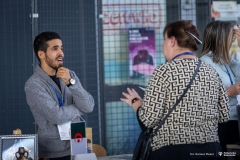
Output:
[218, 152, 222, 156]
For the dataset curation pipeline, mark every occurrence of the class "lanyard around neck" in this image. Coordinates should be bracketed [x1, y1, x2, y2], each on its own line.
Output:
[172, 52, 194, 60]
[50, 84, 65, 107]
[224, 65, 233, 85]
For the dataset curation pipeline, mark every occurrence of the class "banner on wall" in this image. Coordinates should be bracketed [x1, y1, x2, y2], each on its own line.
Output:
[102, 3, 162, 35]
[128, 28, 156, 78]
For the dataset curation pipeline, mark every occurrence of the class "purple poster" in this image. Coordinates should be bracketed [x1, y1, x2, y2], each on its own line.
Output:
[128, 28, 156, 78]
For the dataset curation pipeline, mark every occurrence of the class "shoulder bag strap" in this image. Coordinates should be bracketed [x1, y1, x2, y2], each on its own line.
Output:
[152, 60, 202, 136]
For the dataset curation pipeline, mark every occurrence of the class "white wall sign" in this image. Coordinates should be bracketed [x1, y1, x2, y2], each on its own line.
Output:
[213, 1, 237, 12]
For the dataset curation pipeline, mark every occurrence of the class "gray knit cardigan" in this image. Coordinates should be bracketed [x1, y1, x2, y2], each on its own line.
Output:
[24, 65, 94, 158]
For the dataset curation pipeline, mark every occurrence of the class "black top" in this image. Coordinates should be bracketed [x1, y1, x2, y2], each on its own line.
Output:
[50, 75, 61, 91]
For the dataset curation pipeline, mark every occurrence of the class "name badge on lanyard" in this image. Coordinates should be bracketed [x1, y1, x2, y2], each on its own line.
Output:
[50, 84, 65, 106]
[224, 65, 233, 85]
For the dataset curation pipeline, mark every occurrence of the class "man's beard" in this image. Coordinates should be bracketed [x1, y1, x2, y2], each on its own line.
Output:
[45, 54, 63, 70]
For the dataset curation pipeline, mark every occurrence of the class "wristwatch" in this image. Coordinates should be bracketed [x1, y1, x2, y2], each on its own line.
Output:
[67, 78, 76, 87]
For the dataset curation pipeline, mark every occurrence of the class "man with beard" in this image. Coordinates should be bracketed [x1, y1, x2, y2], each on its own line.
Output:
[24, 31, 94, 160]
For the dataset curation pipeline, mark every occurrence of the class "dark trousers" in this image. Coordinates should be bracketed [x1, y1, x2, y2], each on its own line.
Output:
[39, 156, 71, 160]
[149, 142, 223, 160]
[218, 120, 240, 160]
[218, 120, 239, 152]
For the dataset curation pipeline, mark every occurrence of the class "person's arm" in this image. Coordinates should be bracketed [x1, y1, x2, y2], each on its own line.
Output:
[132, 99, 143, 112]
[67, 70, 94, 114]
[56, 67, 94, 114]
[25, 79, 80, 125]
[229, 59, 240, 78]
[230, 24, 240, 76]
[217, 76, 230, 123]
[137, 65, 168, 129]
[120, 65, 167, 129]
[234, 25, 240, 48]
[225, 63, 240, 97]
[225, 82, 240, 97]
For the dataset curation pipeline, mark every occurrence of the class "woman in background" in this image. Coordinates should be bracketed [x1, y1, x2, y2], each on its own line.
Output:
[121, 20, 229, 160]
[199, 21, 240, 156]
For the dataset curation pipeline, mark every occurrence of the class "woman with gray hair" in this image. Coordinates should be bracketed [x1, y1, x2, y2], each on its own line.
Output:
[199, 21, 240, 154]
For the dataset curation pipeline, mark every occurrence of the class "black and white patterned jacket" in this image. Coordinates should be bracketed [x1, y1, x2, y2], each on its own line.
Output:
[137, 58, 230, 151]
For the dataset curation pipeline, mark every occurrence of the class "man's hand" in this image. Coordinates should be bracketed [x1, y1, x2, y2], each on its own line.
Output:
[56, 67, 71, 85]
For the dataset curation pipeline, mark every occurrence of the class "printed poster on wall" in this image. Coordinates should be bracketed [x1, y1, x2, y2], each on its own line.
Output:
[128, 28, 156, 78]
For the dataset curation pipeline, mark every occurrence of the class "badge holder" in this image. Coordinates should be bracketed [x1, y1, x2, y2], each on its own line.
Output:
[70, 115, 97, 160]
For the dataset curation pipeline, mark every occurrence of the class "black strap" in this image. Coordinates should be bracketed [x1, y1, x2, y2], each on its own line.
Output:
[152, 60, 201, 136]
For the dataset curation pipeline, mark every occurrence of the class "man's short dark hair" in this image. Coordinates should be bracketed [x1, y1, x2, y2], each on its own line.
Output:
[33, 31, 61, 61]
